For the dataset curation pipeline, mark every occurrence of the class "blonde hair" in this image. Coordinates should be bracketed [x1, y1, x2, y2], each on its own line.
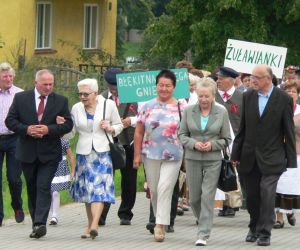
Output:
[196, 77, 217, 96]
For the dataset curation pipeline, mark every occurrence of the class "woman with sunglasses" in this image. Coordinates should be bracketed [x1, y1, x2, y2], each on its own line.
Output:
[69, 78, 123, 239]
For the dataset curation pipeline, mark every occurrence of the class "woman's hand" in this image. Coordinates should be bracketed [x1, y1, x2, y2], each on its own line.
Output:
[133, 155, 142, 169]
[194, 141, 212, 152]
[100, 120, 115, 134]
[202, 141, 212, 152]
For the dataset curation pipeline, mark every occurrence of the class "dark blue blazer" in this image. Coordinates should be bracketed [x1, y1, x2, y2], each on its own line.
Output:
[5, 89, 73, 163]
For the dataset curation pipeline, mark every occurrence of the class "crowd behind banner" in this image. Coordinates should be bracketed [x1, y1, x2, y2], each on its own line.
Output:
[0, 60, 300, 247]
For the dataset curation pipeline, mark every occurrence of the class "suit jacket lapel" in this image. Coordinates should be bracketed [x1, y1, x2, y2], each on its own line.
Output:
[192, 105, 202, 131]
[41, 93, 55, 122]
[204, 102, 218, 131]
[253, 91, 260, 120]
[27, 90, 39, 123]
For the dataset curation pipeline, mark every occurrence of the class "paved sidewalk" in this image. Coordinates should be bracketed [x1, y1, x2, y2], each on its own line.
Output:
[1, 193, 299, 249]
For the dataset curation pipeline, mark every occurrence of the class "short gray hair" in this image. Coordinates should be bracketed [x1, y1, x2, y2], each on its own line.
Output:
[196, 77, 217, 97]
[0, 62, 15, 76]
[77, 78, 98, 92]
[35, 69, 54, 81]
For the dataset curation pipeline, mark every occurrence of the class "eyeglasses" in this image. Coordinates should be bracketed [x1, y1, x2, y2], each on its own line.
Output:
[250, 75, 268, 81]
[77, 92, 94, 97]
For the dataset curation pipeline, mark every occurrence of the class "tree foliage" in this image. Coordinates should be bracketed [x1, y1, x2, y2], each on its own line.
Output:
[119, 0, 154, 30]
[140, 0, 300, 71]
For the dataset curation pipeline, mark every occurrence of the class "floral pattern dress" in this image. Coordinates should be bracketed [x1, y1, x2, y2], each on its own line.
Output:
[137, 98, 186, 161]
[71, 113, 115, 204]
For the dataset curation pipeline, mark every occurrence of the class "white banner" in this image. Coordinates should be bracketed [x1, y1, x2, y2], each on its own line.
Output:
[224, 39, 287, 78]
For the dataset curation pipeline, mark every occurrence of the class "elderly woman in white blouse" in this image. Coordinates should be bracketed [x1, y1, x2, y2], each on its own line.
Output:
[67, 78, 123, 239]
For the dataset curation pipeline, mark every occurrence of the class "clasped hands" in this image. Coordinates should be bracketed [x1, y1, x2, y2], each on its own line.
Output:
[27, 125, 48, 138]
[194, 141, 212, 152]
[27, 115, 66, 138]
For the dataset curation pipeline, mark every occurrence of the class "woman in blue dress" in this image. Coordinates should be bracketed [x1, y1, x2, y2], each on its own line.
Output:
[68, 78, 123, 239]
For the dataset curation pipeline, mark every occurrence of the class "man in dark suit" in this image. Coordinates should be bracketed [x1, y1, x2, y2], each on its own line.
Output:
[99, 68, 138, 226]
[5, 69, 73, 238]
[215, 66, 243, 217]
[231, 64, 297, 246]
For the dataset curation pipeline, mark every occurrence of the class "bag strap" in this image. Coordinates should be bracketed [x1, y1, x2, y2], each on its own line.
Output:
[177, 101, 182, 121]
[103, 99, 112, 144]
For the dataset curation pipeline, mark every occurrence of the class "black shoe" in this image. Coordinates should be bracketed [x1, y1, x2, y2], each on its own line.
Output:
[218, 210, 225, 216]
[245, 230, 258, 242]
[15, 210, 24, 223]
[120, 219, 131, 225]
[29, 225, 47, 239]
[165, 225, 174, 233]
[177, 207, 184, 216]
[98, 219, 106, 226]
[224, 208, 235, 217]
[257, 237, 270, 246]
[90, 229, 98, 240]
[273, 220, 284, 229]
[218, 208, 235, 217]
[287, 213, 296, 226]
[146, 222, 155, 234]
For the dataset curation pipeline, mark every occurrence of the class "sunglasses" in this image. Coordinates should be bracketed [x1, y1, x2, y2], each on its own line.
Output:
[77, 92, 94, 98]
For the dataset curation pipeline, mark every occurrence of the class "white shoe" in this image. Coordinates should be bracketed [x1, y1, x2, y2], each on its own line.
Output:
[49, 217, 58, 225]
[195, 239, 207, 246]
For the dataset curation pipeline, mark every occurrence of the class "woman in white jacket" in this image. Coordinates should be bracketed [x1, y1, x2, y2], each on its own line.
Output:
[70, 78, 123, 239]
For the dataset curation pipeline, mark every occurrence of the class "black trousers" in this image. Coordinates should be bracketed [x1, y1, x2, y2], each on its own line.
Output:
[242, 162, 281, 237]
[0, 134, 23, 222]
[100, 144, 137, 223]
[21, 158, 58, 226]
[149, 179, 179, 226]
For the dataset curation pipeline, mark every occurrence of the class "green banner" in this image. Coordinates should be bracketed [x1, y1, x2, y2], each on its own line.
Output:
[116, 68, 190, 103]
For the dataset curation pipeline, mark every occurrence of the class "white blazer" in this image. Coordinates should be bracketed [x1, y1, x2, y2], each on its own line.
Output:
[69, 95, 123, 155]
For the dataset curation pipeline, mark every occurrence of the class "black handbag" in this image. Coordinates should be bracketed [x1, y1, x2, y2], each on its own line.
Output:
[103, 99, 126, 170]
[218, 149, 238, 192]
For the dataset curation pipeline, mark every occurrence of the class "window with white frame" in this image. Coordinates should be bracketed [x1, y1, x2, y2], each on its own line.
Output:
[83, 4, 98, 49]
[35, 2, 52, 49]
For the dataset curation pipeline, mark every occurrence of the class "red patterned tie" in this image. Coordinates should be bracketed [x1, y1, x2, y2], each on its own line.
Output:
[223, 92, 230, 102]
[37, 96, 45, 123]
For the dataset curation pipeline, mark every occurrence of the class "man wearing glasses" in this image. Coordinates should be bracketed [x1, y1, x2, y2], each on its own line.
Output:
[231, 64, 297, 246]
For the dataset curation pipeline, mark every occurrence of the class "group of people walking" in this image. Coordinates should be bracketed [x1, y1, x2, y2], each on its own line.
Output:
[0, 60, 299, 248]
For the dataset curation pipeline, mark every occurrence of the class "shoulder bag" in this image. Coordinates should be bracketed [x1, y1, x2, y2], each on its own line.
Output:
[103, 99, 126, 170]
[218, 148, 238, 192]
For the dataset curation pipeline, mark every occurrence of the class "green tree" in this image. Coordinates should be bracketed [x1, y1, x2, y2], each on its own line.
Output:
[119, 0, 154, 30]
[141, 0, 300, 71]
[152, 0, 171, 16]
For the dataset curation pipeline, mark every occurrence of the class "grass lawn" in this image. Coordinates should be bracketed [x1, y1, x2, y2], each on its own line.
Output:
[2, 137, 145, 219]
